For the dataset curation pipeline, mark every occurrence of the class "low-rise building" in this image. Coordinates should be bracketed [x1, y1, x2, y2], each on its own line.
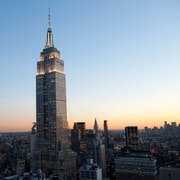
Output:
[115, 151, 157, 180]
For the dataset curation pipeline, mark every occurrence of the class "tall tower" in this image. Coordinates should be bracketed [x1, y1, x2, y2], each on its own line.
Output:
[85, 119, 106, 178]
[32, 12, 76, 178]
[104, 120, 110, 150]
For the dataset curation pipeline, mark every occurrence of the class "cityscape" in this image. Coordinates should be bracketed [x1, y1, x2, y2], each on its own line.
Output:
[0, 1, 180, 180]
[0, 120, 179, 179]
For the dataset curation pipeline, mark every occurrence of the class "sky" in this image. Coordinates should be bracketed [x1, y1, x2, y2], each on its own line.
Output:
[0, 0, 180, 131]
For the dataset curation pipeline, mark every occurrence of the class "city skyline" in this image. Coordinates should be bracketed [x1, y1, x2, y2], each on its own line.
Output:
[0, 0, 180, 131]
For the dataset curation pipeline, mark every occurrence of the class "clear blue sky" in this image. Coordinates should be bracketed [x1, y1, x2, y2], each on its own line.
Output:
[0, 0, 180, 131]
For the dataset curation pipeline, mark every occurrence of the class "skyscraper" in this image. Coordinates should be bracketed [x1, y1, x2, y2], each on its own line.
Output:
[71, 122, 86, 154]
[85, 119, 106, 178]
[32, 13, 76, 178]
[104, 120, 110, 150]
[71, 122, 86, 167]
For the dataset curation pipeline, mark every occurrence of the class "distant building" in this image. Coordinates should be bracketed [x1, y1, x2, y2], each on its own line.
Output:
[71, 122, 86, 167]
[79, 159, 102, 180]
[125, 126, 139, 150]
[71, 122, 86, 153]
[115, 151, 158, 180]
[104, 120, 110, 150]
[159, 167, 180, 180]
[32, 12, 76, 178]
[85, 119, 106, 178]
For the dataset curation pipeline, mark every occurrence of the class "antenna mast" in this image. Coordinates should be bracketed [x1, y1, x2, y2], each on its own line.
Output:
[48, 8, 51, 28]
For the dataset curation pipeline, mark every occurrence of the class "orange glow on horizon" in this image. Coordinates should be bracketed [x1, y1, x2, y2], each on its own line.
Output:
[0, 123, 31, 132]
[0, 114, 179, 132]
[68, 115, 180, 130]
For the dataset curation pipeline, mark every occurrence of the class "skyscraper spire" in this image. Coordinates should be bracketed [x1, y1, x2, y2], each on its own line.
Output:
[45, 8, 54, 48]
[94, 118, 98, 132]
[94, 118, 100, 139]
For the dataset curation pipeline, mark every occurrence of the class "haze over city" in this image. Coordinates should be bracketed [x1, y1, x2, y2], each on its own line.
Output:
[0, 0, 180, 132]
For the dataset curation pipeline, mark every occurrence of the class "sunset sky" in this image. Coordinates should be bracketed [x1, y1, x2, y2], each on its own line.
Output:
[0, 0, 180, 131]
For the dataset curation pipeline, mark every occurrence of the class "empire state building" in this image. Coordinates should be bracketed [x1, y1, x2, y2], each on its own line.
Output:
[32, 14, 76, 178]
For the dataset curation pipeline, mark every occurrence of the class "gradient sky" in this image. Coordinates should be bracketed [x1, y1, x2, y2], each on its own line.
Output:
[0, 0, 180, 131]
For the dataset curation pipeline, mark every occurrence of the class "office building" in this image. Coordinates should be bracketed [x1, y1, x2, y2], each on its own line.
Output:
[125, 126, 139, 150]
[115, 151, 157, 180]
[71, 122, 86, 167]
[71, 122, 86, 154]
[85, 119, 106, 178]
[32, 13, 76, 178]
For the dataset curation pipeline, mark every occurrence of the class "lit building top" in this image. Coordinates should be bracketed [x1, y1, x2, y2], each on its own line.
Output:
[36, 11, 64, 75]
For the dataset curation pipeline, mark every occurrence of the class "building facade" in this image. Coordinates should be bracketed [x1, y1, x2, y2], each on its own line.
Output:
[71, 122, 86, 168]
[79, 159, 102, 180]
[125, 126, 139, 150]
[115, 152, 157, 180]
[71, 122, 86, 154]
[32, 14, 76, 178]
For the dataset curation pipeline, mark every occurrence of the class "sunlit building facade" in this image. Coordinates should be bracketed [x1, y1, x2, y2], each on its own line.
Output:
[32, 14, 76, 178]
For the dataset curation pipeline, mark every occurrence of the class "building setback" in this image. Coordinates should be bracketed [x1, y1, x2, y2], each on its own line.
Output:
[32, 13, 76, 178]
